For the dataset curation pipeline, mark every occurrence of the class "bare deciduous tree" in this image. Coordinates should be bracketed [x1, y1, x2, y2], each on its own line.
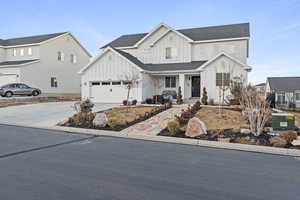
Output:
[240, 85, 272, 136]
[121, 70, 140, 105]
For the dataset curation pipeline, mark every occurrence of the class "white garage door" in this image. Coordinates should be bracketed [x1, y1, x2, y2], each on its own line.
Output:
[90, 81, 138, 103]
[0, 74, 17, 87]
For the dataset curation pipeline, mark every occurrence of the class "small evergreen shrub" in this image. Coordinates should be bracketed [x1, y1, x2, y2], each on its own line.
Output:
[167, 120, 180, 135]
[123, 100, 128, 106]
[201, 87, 208, 105]
[132, 99, 137, 105]
[176, 86, 183, 105]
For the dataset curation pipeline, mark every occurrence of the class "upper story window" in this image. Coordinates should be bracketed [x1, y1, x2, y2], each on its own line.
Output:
[51, 77, 58, 88]
[295, 93, 300, 101]
[57, 51, 64, 61]
[28, 48, 32, 55]
[13, 49, 17, 56]
[216, 73, 230, 86]
[70, 54, 77, 64]
[165, 76, 176, 88]
[20, 49, 24, 56]
[165, 47, 177, 59]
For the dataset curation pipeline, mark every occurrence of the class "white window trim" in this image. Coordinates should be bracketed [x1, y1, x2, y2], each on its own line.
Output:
[165, 47, 177, 59]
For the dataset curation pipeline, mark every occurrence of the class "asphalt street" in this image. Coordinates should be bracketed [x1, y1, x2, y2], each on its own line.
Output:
[0, 124, 299, 200]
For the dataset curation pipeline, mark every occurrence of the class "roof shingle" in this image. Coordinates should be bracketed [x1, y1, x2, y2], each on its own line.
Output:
[268, 77, 300, 92]
[102, 23, 249, 48]
[0, 32, 67, 46]
[0, 59, 39, 67]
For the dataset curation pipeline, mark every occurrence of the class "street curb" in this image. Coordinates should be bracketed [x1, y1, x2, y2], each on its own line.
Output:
[1, 123, 300, 157]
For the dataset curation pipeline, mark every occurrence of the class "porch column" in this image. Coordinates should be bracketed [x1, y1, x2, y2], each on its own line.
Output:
[179, 74, 185, 99]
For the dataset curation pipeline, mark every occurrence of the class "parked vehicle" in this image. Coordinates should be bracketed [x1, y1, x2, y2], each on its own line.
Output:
[0, 83, 41, 97]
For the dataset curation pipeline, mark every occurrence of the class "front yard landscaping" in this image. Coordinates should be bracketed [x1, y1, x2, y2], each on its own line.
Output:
[159, 101, 300, 150]
[60, 100, 172, 131]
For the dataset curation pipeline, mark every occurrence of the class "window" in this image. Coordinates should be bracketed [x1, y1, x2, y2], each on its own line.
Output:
[216, 73, 230, 86]
[13, 49, 17, 56]
[296, 93, 300, 101]
[112, 81, 121, 85]
[51, 77, 58, 88]
[58, 51, 64, 61]
[277, 93, 286, 104]
[165, 47, 177, 59]
[20, 49, 24, 56]
[18, 84, 29, 89]
[91, 82, 100, 86]
[101, 82, 111, 85]
[70, 54, 77, 64]
[28, 48, 32, 55]
[165, 76, 176, 88]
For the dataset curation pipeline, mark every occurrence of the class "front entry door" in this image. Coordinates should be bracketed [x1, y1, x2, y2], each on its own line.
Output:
[191, 76, 201, 97]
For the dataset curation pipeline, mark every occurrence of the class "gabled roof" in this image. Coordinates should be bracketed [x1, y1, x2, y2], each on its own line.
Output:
[198, 52, 252, 71]
[0, 59, 40, 67]
[80, 47, 207, 74]
[267, 77, 300, 92]
[0, 32, 67, 47]
[102, 23, 250, 48]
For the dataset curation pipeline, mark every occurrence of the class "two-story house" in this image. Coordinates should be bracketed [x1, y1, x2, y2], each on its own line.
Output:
[0, 32, 91, 96]
[79, 23, 252, 103]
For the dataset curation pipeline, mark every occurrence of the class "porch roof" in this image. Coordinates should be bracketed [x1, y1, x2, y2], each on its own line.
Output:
[143, 61, 207, 72]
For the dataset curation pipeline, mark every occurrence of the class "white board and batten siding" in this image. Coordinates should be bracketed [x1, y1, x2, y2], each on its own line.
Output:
[201, 55, 248, 103]
[81, 50, 142, 103]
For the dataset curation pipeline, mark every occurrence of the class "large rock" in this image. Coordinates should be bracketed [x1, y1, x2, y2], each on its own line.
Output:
[185, 117, 207, 137]
[93, 112, 108, 128]
[269, 136, 287, 148]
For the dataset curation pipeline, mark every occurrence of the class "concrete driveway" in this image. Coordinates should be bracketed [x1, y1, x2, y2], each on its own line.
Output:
[0, 101, 118, 127]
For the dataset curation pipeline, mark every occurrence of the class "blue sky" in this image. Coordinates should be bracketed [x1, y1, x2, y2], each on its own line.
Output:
[1, 0, 300, 84]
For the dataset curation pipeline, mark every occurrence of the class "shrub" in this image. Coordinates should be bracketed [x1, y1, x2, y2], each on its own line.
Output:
[201, 87, 208, 105]
[145, 98, 153, 104]
[191, 100, 201, 114]
[282, 131, 298, 144]
[79, 99, 94, 113]
[68, 112, 95, 128]
[123, 100, 128, 106]
[132, 99, 137, 105]
[107, 118, 119, 129]
[208, 99, 214, 105]
[167, 120, 180, 135]
[176, 86, 183, 105]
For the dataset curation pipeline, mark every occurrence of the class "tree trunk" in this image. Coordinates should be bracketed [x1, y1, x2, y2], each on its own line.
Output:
[126, 86, 131, 106]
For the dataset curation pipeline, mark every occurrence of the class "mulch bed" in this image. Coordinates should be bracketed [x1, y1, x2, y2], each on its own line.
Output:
[61, 104, 172, 131]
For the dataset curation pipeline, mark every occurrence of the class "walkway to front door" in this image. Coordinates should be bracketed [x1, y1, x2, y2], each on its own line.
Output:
[191, 76, 200, 97]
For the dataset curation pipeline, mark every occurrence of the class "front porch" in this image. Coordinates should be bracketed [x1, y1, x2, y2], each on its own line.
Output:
[149, 73, 202, 101]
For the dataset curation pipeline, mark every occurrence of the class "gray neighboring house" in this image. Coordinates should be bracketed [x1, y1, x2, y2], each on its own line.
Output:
[0, 32, 91, 95]
[266, 77, 300, 109]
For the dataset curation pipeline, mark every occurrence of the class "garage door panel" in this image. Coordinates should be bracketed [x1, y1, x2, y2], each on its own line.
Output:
[0, 75, 17, 87]
[90, 84, 138, 103]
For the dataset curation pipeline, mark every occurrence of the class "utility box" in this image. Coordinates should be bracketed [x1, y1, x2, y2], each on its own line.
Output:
[272, 113, 295, 131]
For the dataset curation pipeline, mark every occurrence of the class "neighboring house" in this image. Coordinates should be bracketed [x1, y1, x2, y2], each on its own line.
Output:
[80, 23, 252, 103]
[0, 32, 91, 95]
[255, 83, 266, 95]
[266, 77, 300, 109]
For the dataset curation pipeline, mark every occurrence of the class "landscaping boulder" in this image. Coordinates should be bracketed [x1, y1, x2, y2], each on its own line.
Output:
[240, 128, 251, 134]
[292, 139, 300, 146]
[93, 112, 108, 128]
[185, 117, 207, 137]
[281, 130, 298, 144]
[269, 136, 287, 148]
